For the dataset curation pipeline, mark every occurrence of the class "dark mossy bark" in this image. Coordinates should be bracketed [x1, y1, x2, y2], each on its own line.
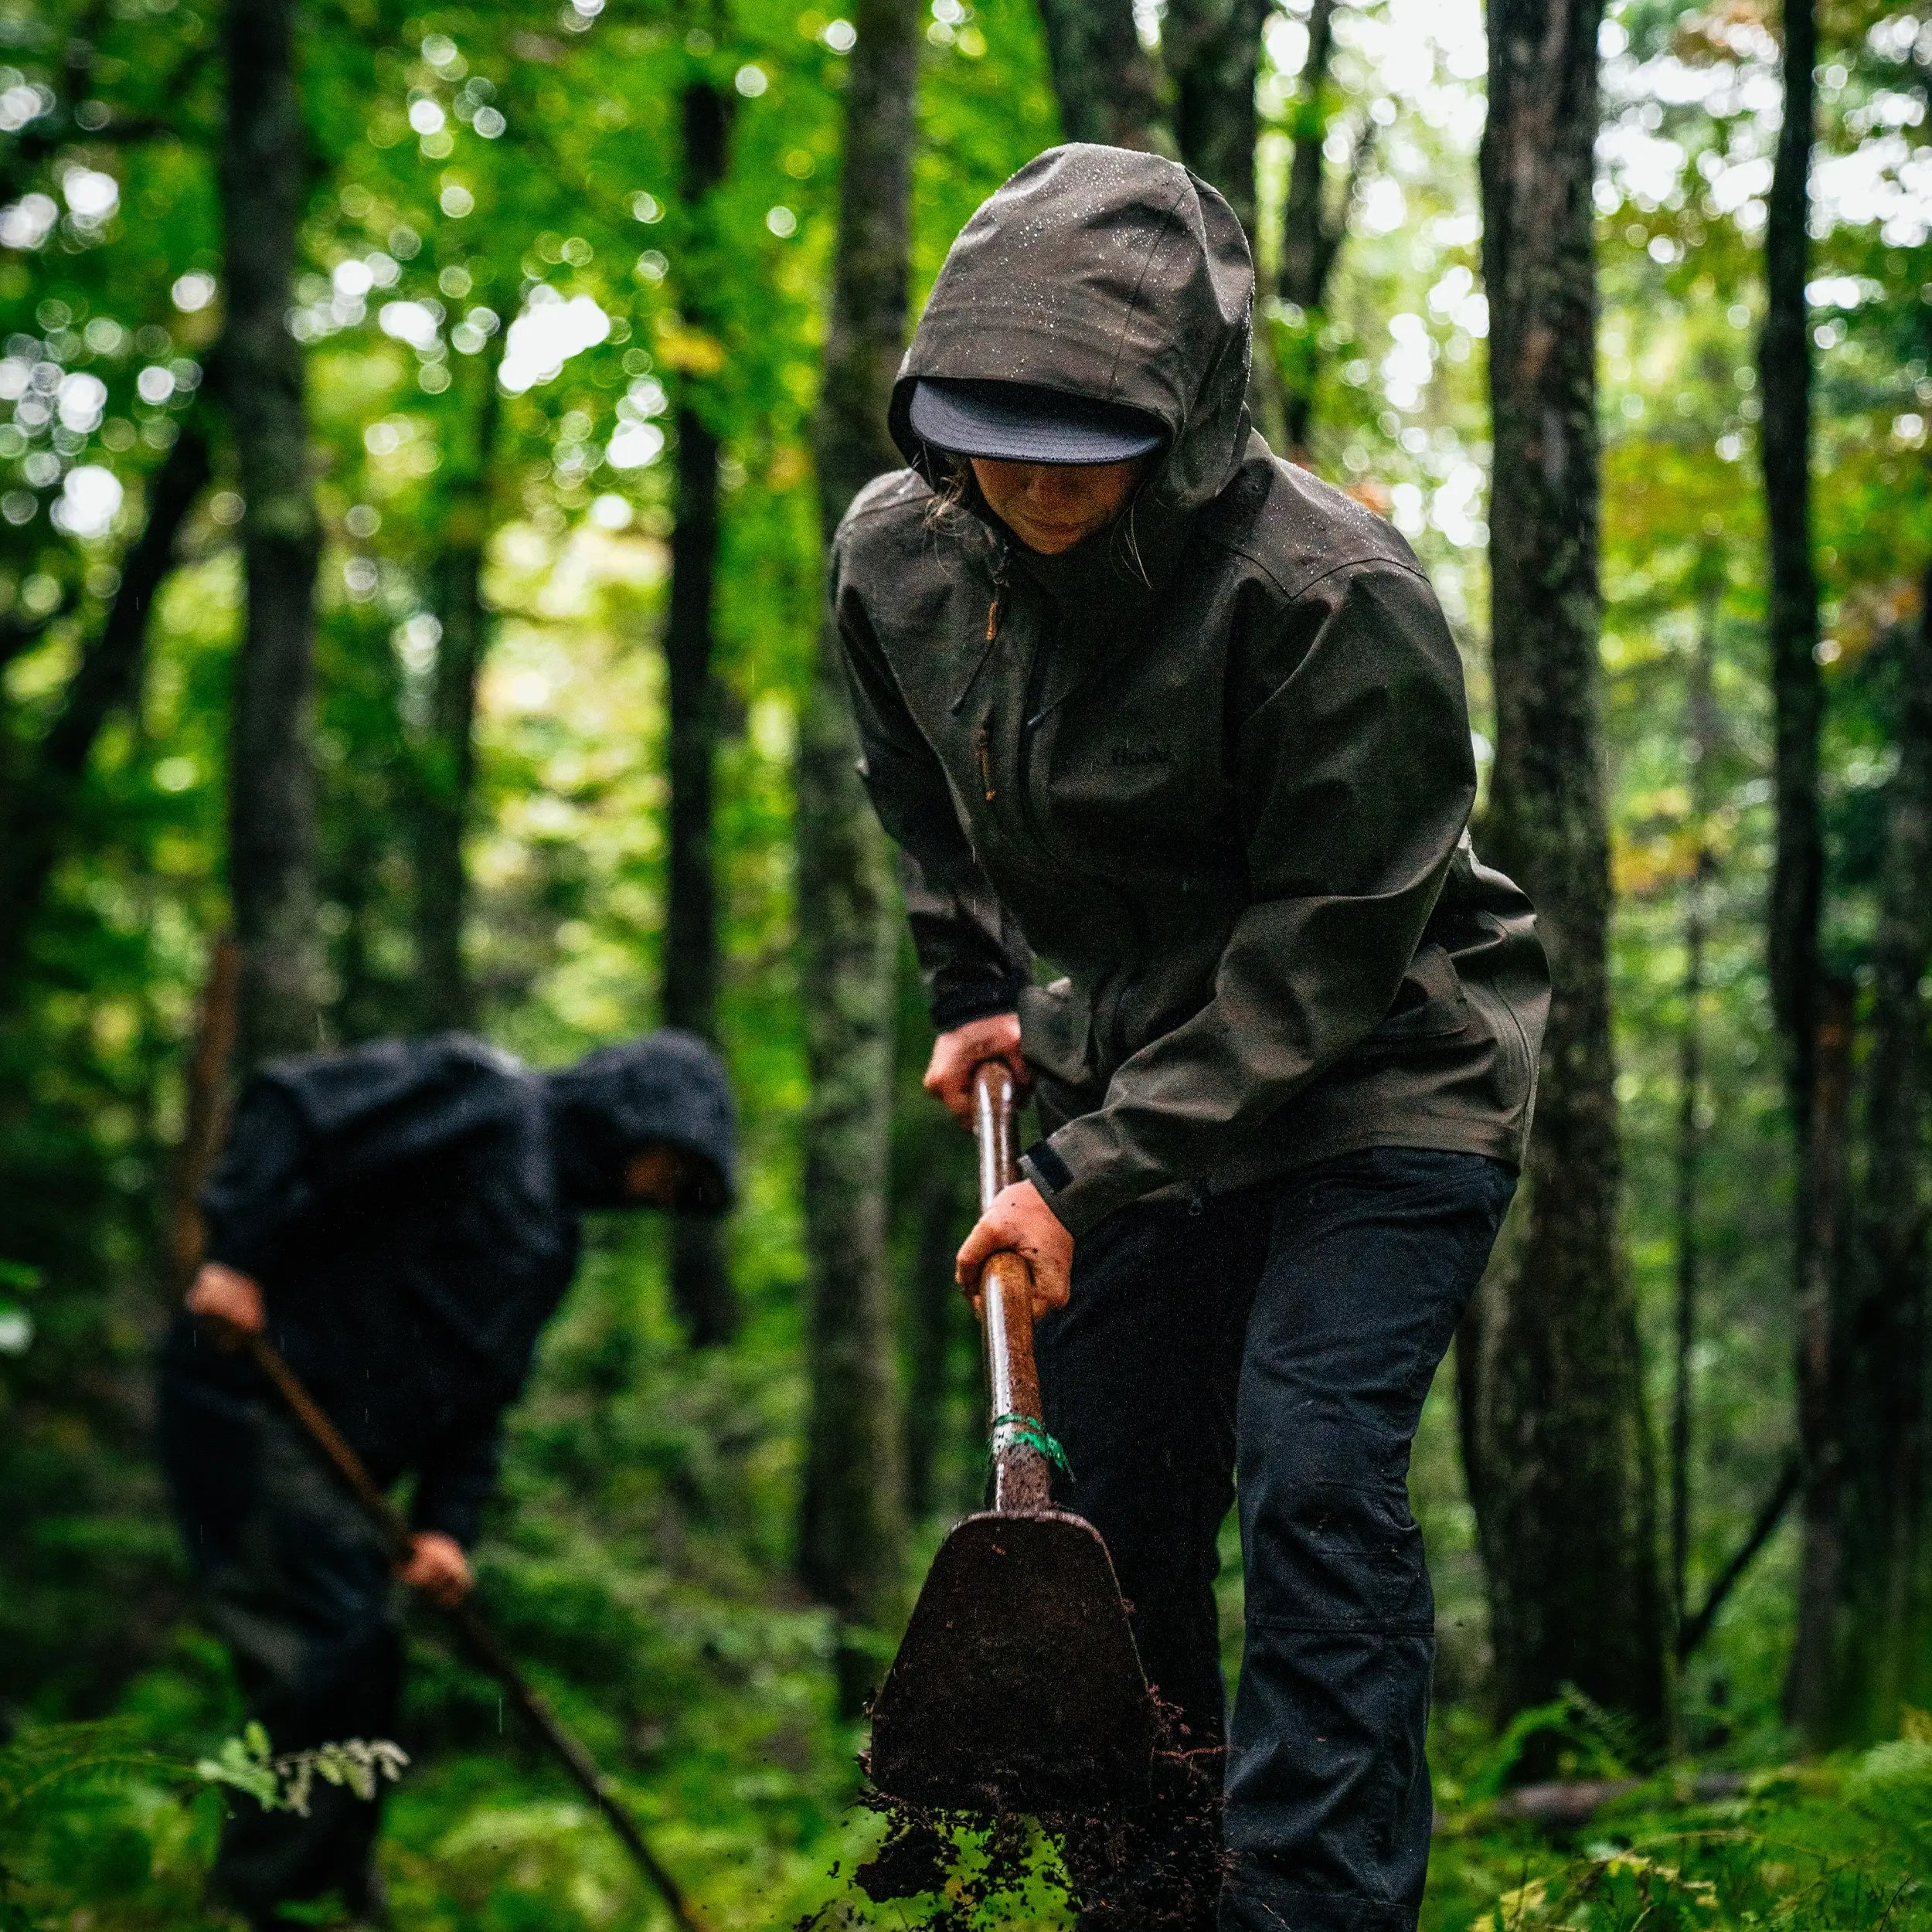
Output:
[1162, 0, 1279, 439]
[1759, 0, 1824, 1134]
[1838, 583, 1932, 1736]
[1460, 0, 1666, 1741]
[1163, 0, 1266, 240]
[1784, 978, 1854, 1743]
[1034, 0, 1168, 152]
[221, 0, 324, 1065]
[0, 423, 209, 999]
[661, 80, 740, 1349]
[1758, 0, 1838, 1744]
[413, 364, 498, 1037]
[796, 0, 918, 1716]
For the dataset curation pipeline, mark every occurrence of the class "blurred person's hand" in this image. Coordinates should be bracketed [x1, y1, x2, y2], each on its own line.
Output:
[398, 1532, 473, 1607]
[185, 1262, 264, 1342]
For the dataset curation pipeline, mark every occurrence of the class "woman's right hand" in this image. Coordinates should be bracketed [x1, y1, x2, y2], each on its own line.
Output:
[923, 1012, 1032, 1126]
[185, 1261, 265, 1341]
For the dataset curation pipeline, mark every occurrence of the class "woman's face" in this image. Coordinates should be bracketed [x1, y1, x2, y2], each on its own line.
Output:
[968, 456, 1146, 555]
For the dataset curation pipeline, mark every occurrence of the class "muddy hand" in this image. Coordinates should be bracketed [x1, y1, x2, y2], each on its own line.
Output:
[956, 1179, 1071, 1317]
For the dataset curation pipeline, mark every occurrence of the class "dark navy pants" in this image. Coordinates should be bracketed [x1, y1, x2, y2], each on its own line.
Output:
[159, 1347, 400, 1927]
[1035, 1148, 1515, 1932]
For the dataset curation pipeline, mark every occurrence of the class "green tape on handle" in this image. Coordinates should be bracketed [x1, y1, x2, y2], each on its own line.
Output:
[989, 1413, 1073, 1480]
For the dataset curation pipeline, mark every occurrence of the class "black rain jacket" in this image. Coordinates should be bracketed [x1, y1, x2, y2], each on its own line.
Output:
[162, 1031, 734, 1543]
[830, 145, 1550, 1239]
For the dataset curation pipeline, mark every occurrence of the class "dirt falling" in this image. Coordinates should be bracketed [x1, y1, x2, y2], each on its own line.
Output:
[801, 1709, 1229, 1931]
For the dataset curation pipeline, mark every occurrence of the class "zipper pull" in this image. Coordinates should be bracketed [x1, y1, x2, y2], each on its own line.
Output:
[985, 551, 1009, 643]
[976, 719, 996, 802]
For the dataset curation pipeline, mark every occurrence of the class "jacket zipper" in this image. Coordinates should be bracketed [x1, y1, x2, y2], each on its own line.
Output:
[948, 546, 1011, 719]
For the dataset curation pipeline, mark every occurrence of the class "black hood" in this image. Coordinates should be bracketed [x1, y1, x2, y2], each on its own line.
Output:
[543, 1030, 736, 1214]
[889, 143, 1255, 549]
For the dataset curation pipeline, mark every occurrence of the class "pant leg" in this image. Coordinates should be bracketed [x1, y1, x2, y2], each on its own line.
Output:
[1035, 1188, 1272, 1930]
[159, 1354, 402, 1923]
[1219, 1149, 1515, 1932]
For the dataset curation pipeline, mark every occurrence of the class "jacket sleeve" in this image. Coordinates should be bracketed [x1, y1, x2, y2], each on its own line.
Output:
[832, 547, 1029, 1031]
[410, 1406, 503, 1548]
[199, 1080, 315, 1281]
[1019, 561, 1478, 1239]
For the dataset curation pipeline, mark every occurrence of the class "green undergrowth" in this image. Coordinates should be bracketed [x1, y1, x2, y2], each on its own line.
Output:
[1425, 1749, 1932, 1932]
[11, 1684, 1932, 1930]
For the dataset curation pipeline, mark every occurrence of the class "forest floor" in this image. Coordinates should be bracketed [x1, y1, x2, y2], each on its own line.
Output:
[9, 1637, 1932, 1932]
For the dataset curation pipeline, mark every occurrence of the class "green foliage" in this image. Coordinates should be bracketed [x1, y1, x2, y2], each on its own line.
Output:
[0, 0, 1929, 1920]
[1427, 1742, 1932, 1932]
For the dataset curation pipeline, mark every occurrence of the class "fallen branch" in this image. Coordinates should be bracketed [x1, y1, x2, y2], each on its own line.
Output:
[1440, 1772, 1749, 1835]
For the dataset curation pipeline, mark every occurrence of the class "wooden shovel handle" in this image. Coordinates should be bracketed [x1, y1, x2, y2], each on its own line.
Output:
[972, 1062, 1053, 1514]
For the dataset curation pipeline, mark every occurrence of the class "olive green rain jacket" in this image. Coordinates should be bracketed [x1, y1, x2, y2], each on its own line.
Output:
[829, 143, 1550, 1240]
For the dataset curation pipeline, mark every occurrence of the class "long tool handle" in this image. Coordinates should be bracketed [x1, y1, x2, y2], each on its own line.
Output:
[972, 1063, 1053, 1515]
[239, 1332, 706, 1932]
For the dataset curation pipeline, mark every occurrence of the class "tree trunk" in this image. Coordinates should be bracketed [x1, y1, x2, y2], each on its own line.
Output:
[1784, 978, 1854, 1746]
[413, 363, 499, 1036]
[1276, 0, 1372, 460]
[1163, 0, 1265, 242]
[1760, 0, 1838, 1743]
[1838, 579, 1932, 1736]
[661, 80, 741, 1349]
[1461, 0, 1666, 1741]
[796, 0, 918, 1716]
[1033, 0, 1168, 152]
[1758, 0, 1824, 1142]
[1162, 0, 1279, 442]
[1670, 570, 1721, 1651]
[221, 0, 324, 1065]
[0, 423, 209, 998]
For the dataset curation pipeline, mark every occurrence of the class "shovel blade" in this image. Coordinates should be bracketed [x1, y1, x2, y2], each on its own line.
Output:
[868, 1510, 1156, 1815]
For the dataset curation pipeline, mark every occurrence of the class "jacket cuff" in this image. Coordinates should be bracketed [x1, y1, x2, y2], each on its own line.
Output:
[1019, 1112, 1166, 1240]
[930, 975, 1026, 1035]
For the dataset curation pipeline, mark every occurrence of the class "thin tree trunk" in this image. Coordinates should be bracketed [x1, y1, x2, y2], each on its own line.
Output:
[413, 364, 499, 1036]
[1671, 573, 1721, 1648]
[1759, 0, 1837, 1739]
[221, 0, 323, 1065]
[1276, 0, 1374, 461]
[1163, 0, 1266, 242]
[0, 422, 209, 998]
[660, 79, 740, 1349]
[1759, 0, 1824, 1138]
[1841, 578, 1932, 1735]
[1784, 977, 1854, 1746]
[1033, 0, 1168, 152]
[796, 0, 918, 1716]
[1162, 0, 1279, 443]
[1462, 0, 1666, 1741]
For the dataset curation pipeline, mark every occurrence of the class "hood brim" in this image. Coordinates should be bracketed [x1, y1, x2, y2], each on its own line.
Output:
[908, 378, 1165, 467]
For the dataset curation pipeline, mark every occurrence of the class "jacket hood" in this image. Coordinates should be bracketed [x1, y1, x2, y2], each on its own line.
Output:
[889, 145, 1255, 526]
[543, 1030, 736, 1214]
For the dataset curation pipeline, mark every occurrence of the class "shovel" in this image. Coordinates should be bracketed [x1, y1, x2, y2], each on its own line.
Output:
[867, 1062, 1156, 1814]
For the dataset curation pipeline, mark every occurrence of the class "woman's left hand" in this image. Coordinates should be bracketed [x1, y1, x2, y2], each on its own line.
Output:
[955, 1179, 1073, 1317]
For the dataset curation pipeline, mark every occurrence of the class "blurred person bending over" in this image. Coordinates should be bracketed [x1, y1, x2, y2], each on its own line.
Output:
[159, 1030, 734, 1930]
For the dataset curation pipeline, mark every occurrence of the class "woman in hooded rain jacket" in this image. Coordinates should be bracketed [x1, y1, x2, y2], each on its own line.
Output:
[831, 143, 1549, 1932]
